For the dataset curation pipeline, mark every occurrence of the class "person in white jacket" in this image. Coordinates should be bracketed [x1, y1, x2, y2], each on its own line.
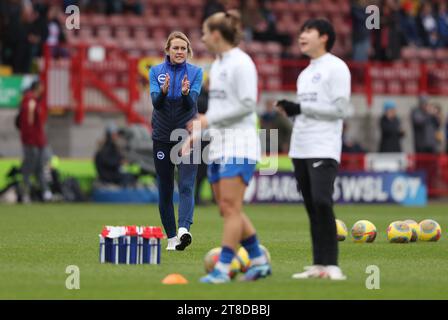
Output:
[276, 18, 353, 281]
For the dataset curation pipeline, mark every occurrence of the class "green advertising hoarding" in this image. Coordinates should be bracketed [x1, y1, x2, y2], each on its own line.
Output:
[0, 76, 23, 109]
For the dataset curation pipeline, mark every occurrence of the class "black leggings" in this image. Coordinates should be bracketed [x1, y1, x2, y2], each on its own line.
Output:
[292, 158, 339, 266]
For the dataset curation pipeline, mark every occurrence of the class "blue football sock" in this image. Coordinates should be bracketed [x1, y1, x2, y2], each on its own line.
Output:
[215, 246, 234, 274]
[241, 234, 267, 265]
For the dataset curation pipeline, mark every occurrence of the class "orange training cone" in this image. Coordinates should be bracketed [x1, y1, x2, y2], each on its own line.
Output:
[162, 273, 189, 285]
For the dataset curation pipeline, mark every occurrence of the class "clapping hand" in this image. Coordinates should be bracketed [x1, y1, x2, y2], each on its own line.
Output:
[182, 74, 190, 95]
[161, 73, 170, 95]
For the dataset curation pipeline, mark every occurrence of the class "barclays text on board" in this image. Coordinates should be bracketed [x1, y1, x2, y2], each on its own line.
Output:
[244, 171, 427, 206]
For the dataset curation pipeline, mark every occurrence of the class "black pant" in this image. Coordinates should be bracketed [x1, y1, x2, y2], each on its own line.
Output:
[292, 158, 339, 266]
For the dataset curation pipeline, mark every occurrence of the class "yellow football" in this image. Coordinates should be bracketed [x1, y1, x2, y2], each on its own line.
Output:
[237, 247, 250, 272]
[419, 219, 442, 242]
[403, 219, 420, 242]
[336, 219, 348, 241]
[203, 247, 241, 278]
[351, 220, 377, 243]
[387, 221, 412, 243]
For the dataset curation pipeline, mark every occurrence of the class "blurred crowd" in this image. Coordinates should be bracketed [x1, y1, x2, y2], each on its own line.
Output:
[352, 0, 448, 61]
[1, 0, 448, 74]
[343, 95, 446, 154]
[0, 0, 67, 73]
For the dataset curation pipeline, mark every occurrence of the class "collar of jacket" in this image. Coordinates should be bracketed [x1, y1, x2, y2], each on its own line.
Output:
[165, 55, 187, 69]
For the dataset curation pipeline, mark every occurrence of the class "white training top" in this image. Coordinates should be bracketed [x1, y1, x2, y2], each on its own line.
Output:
[205, 47, 260, 162]
[289, 53, 352, 163]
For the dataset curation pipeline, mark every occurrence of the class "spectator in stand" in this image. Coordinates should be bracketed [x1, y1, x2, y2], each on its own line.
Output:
[63, 1, 79, 11]
[260, 99, 292, 153]
[351, 0, 371, 61]
[122, 0, 143, 15]
[104, 0, 122, 15]
[399, 0, 423, 46]
[94, 124, 136, 187]
[437, 1, 448, 47]
[1, 0, 41, 73]
[433, 102, 443, 152]
[373, 0, 403, 61]
[240, 0, 290, 46]
[202, 0, 226, 22]
[342, 123, 365, 153]
[411, 95, 440, 153]
[18, 80, 52, 203]
[416, 1, 441, 48]
[45, 6, 68, 58]
[379, 100, 404, 152]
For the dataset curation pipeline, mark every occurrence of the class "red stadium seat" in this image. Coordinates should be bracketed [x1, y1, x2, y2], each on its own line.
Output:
[435, 49, 448, 62]
[89, 14, 108, 27]
[108, 15, 126, 27]
[126, 15, 145, 28]
[404, 81, 419, 94]
[134, 27, 148, 41]
[120, 38, 137, 51]
[401, 46, 418, 60]
[79, 26, 94, 39]
[372, 80, 386, 93]
[265, 42, 282, 58]
[115, 26, 131, 40]
[418, 48, 435, 61]
[145, 16, 162, 29]
[97, 26, 112, 39]
[387, 80, 402, 94]
[152, 29, 168, 42]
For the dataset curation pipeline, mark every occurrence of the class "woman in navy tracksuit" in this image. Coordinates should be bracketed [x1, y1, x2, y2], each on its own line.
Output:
[149, 31, 203, 251]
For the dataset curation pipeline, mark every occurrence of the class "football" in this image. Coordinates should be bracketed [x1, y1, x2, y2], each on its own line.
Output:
[237, 247, 250, 272]
[387, 221, 413, 243]
[203, 247, 241, 278]
[403, 219, 420, 242]
[351, 220, 377, 243]
[336, 219, 348, 241]
[419, 219, 442, 242]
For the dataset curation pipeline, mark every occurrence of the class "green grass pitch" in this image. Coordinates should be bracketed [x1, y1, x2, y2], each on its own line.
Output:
[0, 203, 447, 299]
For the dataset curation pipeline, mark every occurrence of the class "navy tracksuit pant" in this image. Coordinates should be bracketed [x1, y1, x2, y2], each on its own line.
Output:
[153, 139, 198, 239]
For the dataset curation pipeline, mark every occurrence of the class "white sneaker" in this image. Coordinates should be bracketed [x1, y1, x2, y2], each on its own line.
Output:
[175, 227, 192, 251]
[43, 190, 53, 202]
[324, 265, 347, 281]
[166, 237, 180, 251]
[292, 265, 327, 279]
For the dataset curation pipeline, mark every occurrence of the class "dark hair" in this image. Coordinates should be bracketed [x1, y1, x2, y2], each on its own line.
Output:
[204, 10, 243, 46]
[300, 18, 336, 52]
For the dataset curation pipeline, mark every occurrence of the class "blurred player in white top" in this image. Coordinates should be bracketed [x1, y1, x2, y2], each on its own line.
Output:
[184, 10, 272, 283]
[276, 19, 353, 281]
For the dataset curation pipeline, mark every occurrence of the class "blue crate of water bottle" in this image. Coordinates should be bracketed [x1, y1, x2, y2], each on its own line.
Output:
[99, 226, 164, 265]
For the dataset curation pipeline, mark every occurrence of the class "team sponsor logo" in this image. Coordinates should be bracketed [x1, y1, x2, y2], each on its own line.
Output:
[298, 92, 317, 102]
[219, 71, 227, 80]
[209, 90, 227, 99]
[157, 151, 165, 160]
[157, 74, 167, 84]
[312, 73, 321, 83]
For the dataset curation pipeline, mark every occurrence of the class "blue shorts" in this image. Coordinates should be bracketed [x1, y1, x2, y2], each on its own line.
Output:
[208, 158, 256, 186]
